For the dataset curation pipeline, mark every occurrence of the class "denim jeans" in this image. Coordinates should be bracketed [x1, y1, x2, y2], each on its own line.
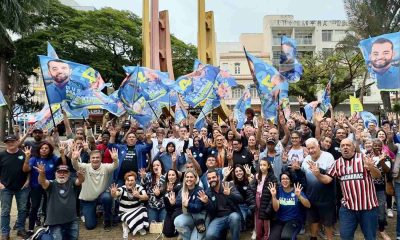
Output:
[49, 220, 79, 240]
[205, 212, 241, 240]
[174, 212, 208, 240]
[395, 182, 400, 238]
[148, 207, 166, 222]
[376, 190, 387, 232]
[1, 187, 30, 235]
[238, 204, 250, 222]
[80, 191, 113, 230]
[339, 205, 378, 240]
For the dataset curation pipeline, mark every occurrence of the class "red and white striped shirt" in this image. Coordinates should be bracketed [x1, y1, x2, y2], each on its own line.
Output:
[327, 153, 378, 211]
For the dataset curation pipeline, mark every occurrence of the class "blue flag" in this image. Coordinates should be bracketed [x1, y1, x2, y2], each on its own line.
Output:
[175, 65, 220, 107]
[359, 32, 400, 91]
[47, 42, 59, 59]
[319, 76, 333, 113]
[39, 55, 108, 105]
[359, 111, 378, 128]
[234, 87, 251, 129]
[194, 96, 221, 130]
[175, 97, 188, 125]
[280, 36, 303, 83]
[244, 48, 282, 122]
[0, 90, 6, 107]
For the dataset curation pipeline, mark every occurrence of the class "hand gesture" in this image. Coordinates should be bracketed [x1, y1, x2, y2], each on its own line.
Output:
[388, 112, 396, 122]
[71, 144, 82, 160]
[159, 147, 165, 153]
[166, 182, 174, 192]
[297, 96, 305, 106]
[110, 148, 118, 161]
[139, 168, 147, 179]
[364, 155, 375, 171]
[294, 183, 303, 197]
[13, 125, 20, 133]
[153, 185, 161, 196]
[223, 166, 233, 179]
[226, 147, 234, 160]
[109, 183, 118, 197]
[308, 160, 320, 176]
[282, 151, 288, 163]
[24, 146, 32, 158]
[171, 152, 177, 163]
[222, 182, 232, 196]
[186, 149, 194, 160]
[108, 126, 117, 137]
[244, 164, 252, 176]
[267, 182, 277, 197]
[278, 111, 286, 126]
[167, 191, 176, 205]
[314, 111, 324, 123]
[197, 190, 209, 203]
[132, 186, 140, 198]
[33, 163, 46, 175]
[379, 152, 388, 162]
[182, 191, 189, 207]
[59, 142, 67, 155]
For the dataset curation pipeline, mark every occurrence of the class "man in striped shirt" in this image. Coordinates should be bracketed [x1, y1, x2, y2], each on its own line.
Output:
[309, 138, 381, 240]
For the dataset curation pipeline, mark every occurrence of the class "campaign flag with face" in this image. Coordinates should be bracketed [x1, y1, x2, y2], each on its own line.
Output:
[123, 66, 175, 103]
[118, 69, 143, 109]
[359, 111, 378, 129]
[174, 96, 188, 125]
[174, 64, 220, 107]
[0, 90, 7, 107]
[102, 90, 126, 117]
[234, 87, 251, 129]
[280, 36, 303, 83]
[244, 48, 282, 122]
[39, 55, 108, 105]
[70, 89, 115, 109]
[319, 77, 333, 113]
[29, 104, 63, 131]
[359, 32, 400, 90]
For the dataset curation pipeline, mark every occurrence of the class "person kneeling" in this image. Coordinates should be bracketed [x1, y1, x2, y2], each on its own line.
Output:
[36, 164, 84, 240]
[110, 171, 149, 240]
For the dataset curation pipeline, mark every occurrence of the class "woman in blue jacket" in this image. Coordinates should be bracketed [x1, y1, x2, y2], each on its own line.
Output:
[173, 170, 208, 240]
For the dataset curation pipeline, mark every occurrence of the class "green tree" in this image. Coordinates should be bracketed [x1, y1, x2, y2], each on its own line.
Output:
[343, 0, 400, 111]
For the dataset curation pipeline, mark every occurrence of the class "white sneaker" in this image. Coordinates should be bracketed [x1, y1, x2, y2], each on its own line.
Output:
[138, 228, 146, 236]
[299, 226, 305, 235]
[251, 230, 256, 240]
[122, 223, 129, 239]
[388, 209, 394, 218]
[80, 216, 85, 223]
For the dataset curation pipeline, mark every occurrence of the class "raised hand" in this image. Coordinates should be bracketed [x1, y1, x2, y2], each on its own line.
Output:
[223, 182, 232, 196]
[223, 166, 233, 179]
[297, 96, 305, 106]
[167, 191, 176, 205]
[33, 163, 46, 175]
[109, 183, 119, 197]
[308, 160, 320, 176]
[197, 190, 209, 203]
[388, 112, 396, 122]
[244, 164, 252, 176]
[110, 148, 118, 161]
[166, 182, 174, 192]
[132, 186, 140, 198]
[24, 146, 32, 158]
[226, 147, 234, 160]
[182, 191, 189, 207]
[172, 152, 177, 163]
[71, 144, 82, 160]
[108, 126, 117, 137]
[314, 111, 325, 123]
[153, 185, 161, 196]
[364, 155, 375, 171]
[59, 142, 67, 155]
[267, 182, 277, 197]
[294, 183, 303, 197]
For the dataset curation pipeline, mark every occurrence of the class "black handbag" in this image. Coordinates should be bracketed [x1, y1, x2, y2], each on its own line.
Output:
[191, 213, 207, 233]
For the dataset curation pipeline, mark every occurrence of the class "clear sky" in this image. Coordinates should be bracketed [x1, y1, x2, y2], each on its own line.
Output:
[75, 0, 347, 45]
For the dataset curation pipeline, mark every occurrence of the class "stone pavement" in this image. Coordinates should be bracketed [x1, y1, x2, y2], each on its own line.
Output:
[5, 197, 397, 240]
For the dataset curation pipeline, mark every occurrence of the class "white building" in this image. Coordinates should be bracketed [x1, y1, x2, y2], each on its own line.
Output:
[217, 15, 382, 114]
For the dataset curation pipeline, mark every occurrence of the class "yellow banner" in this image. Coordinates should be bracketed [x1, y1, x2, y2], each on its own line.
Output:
[349, 96, 363, 114]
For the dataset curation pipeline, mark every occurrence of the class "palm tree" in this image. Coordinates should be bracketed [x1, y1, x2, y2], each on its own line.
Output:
[0, 0, 47, 138]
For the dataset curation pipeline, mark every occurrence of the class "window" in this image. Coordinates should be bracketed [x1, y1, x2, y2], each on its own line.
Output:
[249, 85, 258, 98]
[295, 30, 313, 45]
[322, 30, 333, 42]
[272, 31, 291, 45]
[221, 62, 229, 71]
[334, 30, 346, 41]
[232, 86, 244, 99]
[234, 63, 240, 74]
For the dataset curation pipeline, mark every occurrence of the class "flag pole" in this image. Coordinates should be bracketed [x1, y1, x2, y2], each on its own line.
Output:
[38, 57, 57, 129]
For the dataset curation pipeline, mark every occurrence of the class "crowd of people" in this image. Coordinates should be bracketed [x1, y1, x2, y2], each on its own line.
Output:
[0, 97, 399, 240]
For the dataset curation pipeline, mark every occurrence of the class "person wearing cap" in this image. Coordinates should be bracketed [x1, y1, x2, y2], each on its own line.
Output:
[35, 164, 84, 240]
[259, 137, 284, 180]
[0, 135, 30, 239]
[22, 141, 67, 236]
[23, 127, 45, 157]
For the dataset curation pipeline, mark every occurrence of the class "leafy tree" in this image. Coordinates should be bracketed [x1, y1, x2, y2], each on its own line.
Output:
[343, 0, 400, 111]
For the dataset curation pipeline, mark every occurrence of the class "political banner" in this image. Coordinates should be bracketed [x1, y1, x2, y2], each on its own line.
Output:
[319, 77, 333, 113]
[174, 96, 188, 125]
[47, 42, 59, 59]
[349, 96, 363, 114]
[194, 96, 221, 130]
[359, 111, 378, 128]
[359, 32, 400, 90]
[234, 87, 251, 129]
[38, 55, 108, 105]
[174, 64, 220, 107]
[280, 36, 303, 83]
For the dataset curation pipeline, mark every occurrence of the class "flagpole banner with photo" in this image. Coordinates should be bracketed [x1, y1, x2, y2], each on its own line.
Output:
[280, 36, 303, 83]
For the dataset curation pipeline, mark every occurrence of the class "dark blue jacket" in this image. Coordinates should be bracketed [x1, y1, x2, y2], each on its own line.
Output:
[175, 185, 205, 214]
[108, 142, 153, 181]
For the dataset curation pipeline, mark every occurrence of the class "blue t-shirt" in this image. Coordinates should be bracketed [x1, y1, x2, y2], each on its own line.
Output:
[374, 65, 400, 90]
[29, 155, 60, 188]
[277, 186, 307, 222]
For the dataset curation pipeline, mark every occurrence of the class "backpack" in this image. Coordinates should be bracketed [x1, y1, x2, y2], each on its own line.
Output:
[29, 227, 53, 240]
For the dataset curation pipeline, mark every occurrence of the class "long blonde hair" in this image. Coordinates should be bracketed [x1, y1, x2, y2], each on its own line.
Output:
[181, 169, 200, 213]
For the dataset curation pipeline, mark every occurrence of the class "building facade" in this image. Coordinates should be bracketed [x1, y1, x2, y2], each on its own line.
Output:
[217, 15, 382, 114]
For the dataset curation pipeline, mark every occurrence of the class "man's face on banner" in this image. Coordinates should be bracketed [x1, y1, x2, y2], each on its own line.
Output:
[370, 42, 394, 71]
[48, 61, 71, 85]
[282, 44, 295, 63]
